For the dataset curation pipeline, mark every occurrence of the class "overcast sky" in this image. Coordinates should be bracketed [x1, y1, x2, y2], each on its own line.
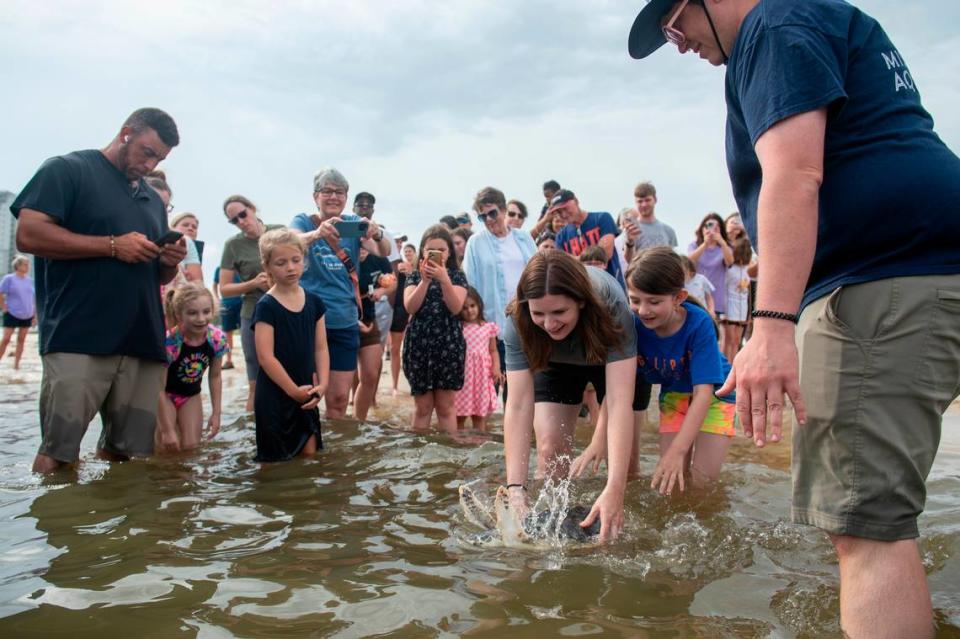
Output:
[2, 0, 958, 278]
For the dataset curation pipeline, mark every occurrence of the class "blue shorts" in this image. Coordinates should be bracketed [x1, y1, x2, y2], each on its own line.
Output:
[220, 303, 241, 333]
[326, 325, 360, 372]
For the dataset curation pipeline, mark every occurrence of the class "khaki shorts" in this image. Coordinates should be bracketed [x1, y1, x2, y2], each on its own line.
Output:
[39, 353, 165, 462]
[793, 275, 960, 540]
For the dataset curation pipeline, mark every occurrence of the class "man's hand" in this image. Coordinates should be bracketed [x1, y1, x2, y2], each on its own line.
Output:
[114, 232, 160, 263]
[579, 484, 625, 543]
[158, 238, 187, 268]
[716, 320, 807, 447]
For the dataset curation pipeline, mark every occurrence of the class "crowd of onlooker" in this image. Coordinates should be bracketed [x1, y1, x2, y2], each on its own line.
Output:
[7, 107, 757, 470]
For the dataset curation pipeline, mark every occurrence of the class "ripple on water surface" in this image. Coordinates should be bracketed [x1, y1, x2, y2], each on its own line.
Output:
[0, 357, 958, 637]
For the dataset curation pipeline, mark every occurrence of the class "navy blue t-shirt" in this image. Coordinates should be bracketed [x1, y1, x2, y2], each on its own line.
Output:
[10, 150, 169, 361]
[556, 212, 625, 287]
[725, 0, 960, 309]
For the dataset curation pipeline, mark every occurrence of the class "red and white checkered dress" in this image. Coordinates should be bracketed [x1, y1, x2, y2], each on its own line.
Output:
[455, 321, 499, 417]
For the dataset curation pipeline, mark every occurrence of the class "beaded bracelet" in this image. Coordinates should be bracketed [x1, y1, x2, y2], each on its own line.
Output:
[751, 309, 799, 324]
[109, 235, 117, 259]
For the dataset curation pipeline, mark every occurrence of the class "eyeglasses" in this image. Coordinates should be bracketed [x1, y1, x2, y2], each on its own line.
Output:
[166, 203, 175, 213]
[354, 201, 373, 210]
[227, 209, 249, 225]
[506, 210, 524, 219]
[662, 0, 691, 47]
[478, 208, 499, 222]
[318, 188, 347, 198]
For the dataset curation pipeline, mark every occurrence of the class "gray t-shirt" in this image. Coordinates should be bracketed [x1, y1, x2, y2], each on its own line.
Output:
[636, 218, 678, 250]
[503, 267, 637, 371]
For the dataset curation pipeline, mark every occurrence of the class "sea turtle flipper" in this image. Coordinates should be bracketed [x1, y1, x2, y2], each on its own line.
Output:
[459, 483, 497, 530]
[494, 486, 531, 547]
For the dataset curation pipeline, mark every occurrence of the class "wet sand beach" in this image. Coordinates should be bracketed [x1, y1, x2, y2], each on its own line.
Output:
[1, 333, 958, 637]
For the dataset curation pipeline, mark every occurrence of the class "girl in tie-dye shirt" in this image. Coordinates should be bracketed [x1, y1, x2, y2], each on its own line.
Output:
[625, 247, 736, 496]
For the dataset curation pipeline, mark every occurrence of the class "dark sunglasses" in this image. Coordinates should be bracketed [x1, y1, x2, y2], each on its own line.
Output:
[478, 208, 499, 222]
[227, 209, 249, 225]
[506, 210, 524, 219]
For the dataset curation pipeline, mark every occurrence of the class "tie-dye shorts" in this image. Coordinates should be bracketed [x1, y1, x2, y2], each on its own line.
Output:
[658, 391, 736, 437]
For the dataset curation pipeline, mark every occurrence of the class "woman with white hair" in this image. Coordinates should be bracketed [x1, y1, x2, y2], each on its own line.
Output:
[0, 255, 36, 370]
[289, 167, 392, 419]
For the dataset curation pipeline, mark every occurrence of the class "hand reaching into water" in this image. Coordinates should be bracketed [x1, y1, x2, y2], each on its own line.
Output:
[650, 449, 686, 495]
[580, 485, 625, 543]
[207, 413, 221, 439]
[569, 438, 606, 478]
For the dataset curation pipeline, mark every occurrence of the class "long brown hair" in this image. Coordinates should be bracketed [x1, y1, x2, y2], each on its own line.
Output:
[508, 251, 624, 371]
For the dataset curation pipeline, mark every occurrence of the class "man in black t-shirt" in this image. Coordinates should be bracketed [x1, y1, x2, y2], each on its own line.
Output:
[12, 108, 186, 474]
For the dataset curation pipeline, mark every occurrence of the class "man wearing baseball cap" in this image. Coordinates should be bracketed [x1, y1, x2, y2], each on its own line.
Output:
[626, 1, 960, 636]
[542, 189, 623, 287]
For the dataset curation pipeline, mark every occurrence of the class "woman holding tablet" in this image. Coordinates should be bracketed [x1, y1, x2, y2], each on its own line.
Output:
[502, 250, 636, 541]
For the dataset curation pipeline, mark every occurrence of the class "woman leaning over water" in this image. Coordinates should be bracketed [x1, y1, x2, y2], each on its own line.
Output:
[502, 250, 636, 540]
[219, 195, 285, 412]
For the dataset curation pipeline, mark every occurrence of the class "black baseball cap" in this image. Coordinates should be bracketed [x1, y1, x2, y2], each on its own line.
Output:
[354, 191, 375, 204]
[545, 189, 576, 215]
[628, 0, 675, 59]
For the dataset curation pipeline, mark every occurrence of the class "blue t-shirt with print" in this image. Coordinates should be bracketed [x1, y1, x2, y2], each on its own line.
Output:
[725, 0, 960, 310]
[635, 302, 734, 403]
[290, 212, 361, 330]
[556, 212, 624, 287]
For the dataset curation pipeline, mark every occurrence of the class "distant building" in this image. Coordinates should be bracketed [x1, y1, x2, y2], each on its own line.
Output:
[0, 191, 18, 277]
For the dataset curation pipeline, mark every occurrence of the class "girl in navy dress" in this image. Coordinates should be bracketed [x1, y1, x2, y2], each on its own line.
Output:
[253, 229, 329, 462]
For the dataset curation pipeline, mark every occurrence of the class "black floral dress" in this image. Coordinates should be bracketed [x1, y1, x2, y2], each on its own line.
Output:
[402, 269, 467, 395]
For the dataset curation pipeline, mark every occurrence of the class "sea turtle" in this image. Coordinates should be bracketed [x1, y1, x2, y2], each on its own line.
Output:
[458, 484, 601, 548]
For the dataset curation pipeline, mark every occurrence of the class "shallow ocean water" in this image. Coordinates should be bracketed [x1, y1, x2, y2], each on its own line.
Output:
[0, 335, 958, 638]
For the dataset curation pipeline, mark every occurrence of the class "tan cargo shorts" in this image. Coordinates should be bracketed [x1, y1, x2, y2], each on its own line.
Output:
[38, 353, 165, 462]
[793, 274, 960, 540]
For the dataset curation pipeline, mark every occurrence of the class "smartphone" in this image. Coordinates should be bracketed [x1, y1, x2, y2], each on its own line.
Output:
[427, 249, 443, 265]
[154, 230, 183, 246]
[334, 220, 370, 238]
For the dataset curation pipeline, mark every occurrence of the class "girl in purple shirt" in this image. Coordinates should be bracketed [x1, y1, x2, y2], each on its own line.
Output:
[0, 255, 36, 370]
[687, 213, 734, 317]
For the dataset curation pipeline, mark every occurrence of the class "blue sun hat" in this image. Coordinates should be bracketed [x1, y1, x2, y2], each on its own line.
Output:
[628, 0, 677, 59]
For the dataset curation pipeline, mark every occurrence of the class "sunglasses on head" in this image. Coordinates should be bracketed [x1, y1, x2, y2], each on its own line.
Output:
[228, 209, 249, 225]
[478, 208, 499, 222]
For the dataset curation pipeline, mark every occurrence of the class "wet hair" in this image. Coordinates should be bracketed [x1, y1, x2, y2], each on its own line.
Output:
[508, 251, 624, 371]
[462, 286, 487, 324]
[417, 224, 459, 270]
[633, 181, 657, 199]
[473, 186, 507, 213]
[694, 212, 731, 246]
[439, 215, 459, 230]
[145, 170, 171, 198]
[507, 199, 528, 220]
[124, 108, 179, 147]
[542, 180, 561, 193]
[313, 167, 349, 194]
[11, 254, 30, 271]
[222, 194, 257, 214]
[164, 282, 216, 327]
[169, 212, 199, 229]
[732, 237, 753, 266]
[579, 246, 607, 265]
[259, 227, 305, 266]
